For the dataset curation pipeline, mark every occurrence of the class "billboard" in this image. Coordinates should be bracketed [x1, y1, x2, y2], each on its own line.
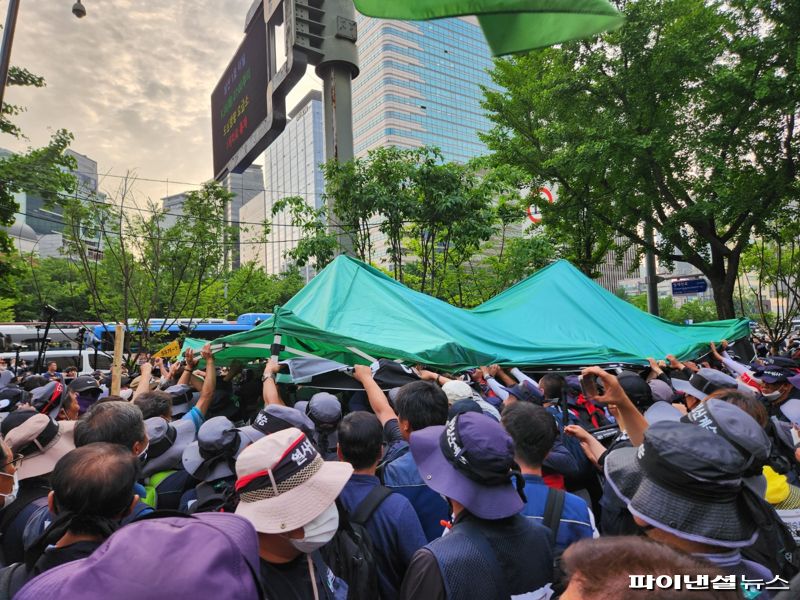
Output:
[211, 6, 269, 179]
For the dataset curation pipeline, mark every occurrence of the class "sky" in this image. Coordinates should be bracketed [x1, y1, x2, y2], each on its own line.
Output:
[1, 0, 319, 204]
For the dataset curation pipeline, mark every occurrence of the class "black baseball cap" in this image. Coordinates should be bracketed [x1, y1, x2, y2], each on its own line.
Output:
[68, 375, 101, 394]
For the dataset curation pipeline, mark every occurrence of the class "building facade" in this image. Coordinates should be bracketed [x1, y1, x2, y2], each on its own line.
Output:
[3, 148, 103, 259]
[352, 16, 495, 164]
[240, 90, 325, 276]
[162, 165, 263, 269]
[596, 237, 642, 294]
[226, 164, 264, 269]
[161, 192, 187, 228]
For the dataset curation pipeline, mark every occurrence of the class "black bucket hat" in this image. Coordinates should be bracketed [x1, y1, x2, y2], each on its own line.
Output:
[604, 421, 764, 548]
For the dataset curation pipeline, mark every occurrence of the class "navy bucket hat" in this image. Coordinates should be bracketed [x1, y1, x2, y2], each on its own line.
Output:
[410, 411, 524, 520]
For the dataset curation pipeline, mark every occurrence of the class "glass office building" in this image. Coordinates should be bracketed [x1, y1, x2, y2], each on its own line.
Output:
[241, 90, 325, 276]
[352, 16, 495, 164]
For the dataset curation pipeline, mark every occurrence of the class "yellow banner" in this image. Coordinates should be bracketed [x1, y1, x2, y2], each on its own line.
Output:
[152, 339, 181, 359]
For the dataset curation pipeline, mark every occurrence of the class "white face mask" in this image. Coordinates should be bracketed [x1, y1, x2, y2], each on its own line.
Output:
[762, 390, 782, 402]
[288, 503, 339, 553]
[137, 441, 150, 465]
[0, 470, 19, 508]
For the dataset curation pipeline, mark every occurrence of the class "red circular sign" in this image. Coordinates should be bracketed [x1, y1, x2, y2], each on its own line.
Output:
[527, 187, 554, 223]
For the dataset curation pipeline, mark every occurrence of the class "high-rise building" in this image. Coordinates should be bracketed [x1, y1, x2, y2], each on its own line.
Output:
[596, 237, 641, 294]
[352, 16, 495, 163]
[2, 148, 103, 258]
[241, 90, 325, 276]
[161, 192, 188, 228]
[161, 165, 263, 268]
[226, 164, 264, 269]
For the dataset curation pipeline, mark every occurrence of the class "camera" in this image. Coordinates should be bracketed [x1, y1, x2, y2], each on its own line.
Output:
[72, 1, 86, 18]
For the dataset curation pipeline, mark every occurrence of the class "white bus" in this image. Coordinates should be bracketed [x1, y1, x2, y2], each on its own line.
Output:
[0, 349, 113, 374]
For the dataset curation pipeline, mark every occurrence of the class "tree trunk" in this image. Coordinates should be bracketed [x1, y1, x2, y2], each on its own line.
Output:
[708, 269, 737, 320]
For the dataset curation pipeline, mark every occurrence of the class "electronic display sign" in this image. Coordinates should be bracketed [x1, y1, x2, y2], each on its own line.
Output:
[211, 4, 268, 179]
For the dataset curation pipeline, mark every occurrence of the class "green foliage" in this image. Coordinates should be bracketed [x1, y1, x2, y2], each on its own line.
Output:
[271, 196, 338, 271]
[0, 297, 14, 322]
[626, 293, 719, 324]
[7, 255, 93, 322]
[481, 0, 800, 318]
[0, 129, 77, 285]
[276, 146, 558, 307]
[323, 158, 376, 263]
[0, 54, 77, 285]
[55, 181, 243, 351]
[738, 218, 800, 345]
[225, 265, 305, 315]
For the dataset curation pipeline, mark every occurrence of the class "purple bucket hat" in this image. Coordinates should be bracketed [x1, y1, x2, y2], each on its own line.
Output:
[14, 513, 262, 600]
[410, 411, 523, 520]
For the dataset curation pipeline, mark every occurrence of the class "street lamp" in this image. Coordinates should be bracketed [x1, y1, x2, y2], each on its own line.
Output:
[0, 1, 85, 109]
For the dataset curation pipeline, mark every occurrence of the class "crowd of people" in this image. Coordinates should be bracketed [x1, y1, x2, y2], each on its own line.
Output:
[0, 336, 798, 598]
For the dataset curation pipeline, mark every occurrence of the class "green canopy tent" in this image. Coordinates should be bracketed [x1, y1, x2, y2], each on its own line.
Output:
[211, 256, 749, 370]
[471, 260, 750, 365]
[210, 256, 557, 369]
[352, 0, 625, 57]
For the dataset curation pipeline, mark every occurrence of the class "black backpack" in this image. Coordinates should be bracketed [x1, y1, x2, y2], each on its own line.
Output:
[320, 485, 392, 600]
[0, 562, 29, 600]
[742, 500, 800, 581]
[187, 480, 238, 514]
[542, 488, 567, 596]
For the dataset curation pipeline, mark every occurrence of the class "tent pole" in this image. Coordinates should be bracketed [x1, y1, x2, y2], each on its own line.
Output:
[270, 334, 283, 363]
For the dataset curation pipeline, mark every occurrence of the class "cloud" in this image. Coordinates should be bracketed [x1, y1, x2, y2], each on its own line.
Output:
[0, 0, 320, 202]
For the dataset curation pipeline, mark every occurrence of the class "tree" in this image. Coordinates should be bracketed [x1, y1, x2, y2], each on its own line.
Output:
[438, 164, 556, 306]
[225, 265, 304, 315]
[323, 158, 376, 263]
[481, 0, 800, 318]
[323, 146, 419, 279]
[0, 58, 77, 285]
[59, 180, 241, 354]
[406, 149, 496, 295]
[276, 146, 559, 306]
[270, 196, 338, 271]
[738, 218, 800, 349]
[8, 255, 93, 322]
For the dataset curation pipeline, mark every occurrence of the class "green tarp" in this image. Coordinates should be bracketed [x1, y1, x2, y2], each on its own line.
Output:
[471, 260, 751, 365]
[211, 256, 749, 370]
[352, 0, 625, 57]
[212, 256, 516, 369]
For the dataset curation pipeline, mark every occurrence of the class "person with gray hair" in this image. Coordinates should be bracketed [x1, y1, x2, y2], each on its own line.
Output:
[0, 443, 139, 596]
[74, 401, 148, 457]
[73, 400, 153, 521]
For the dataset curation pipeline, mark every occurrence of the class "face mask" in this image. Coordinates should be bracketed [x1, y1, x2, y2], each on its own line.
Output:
[137, 441, 150, 465]
[762, 390, 782, 402]
[0, 471, 19, 508]
[287, 503, 339, 553]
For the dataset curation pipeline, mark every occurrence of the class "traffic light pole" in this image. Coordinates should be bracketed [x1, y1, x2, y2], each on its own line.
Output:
[645, 223, 660, 316]
[319, 61, 354, 163]
[311, 0, 358, 247]
[0, 0, 20, 111]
